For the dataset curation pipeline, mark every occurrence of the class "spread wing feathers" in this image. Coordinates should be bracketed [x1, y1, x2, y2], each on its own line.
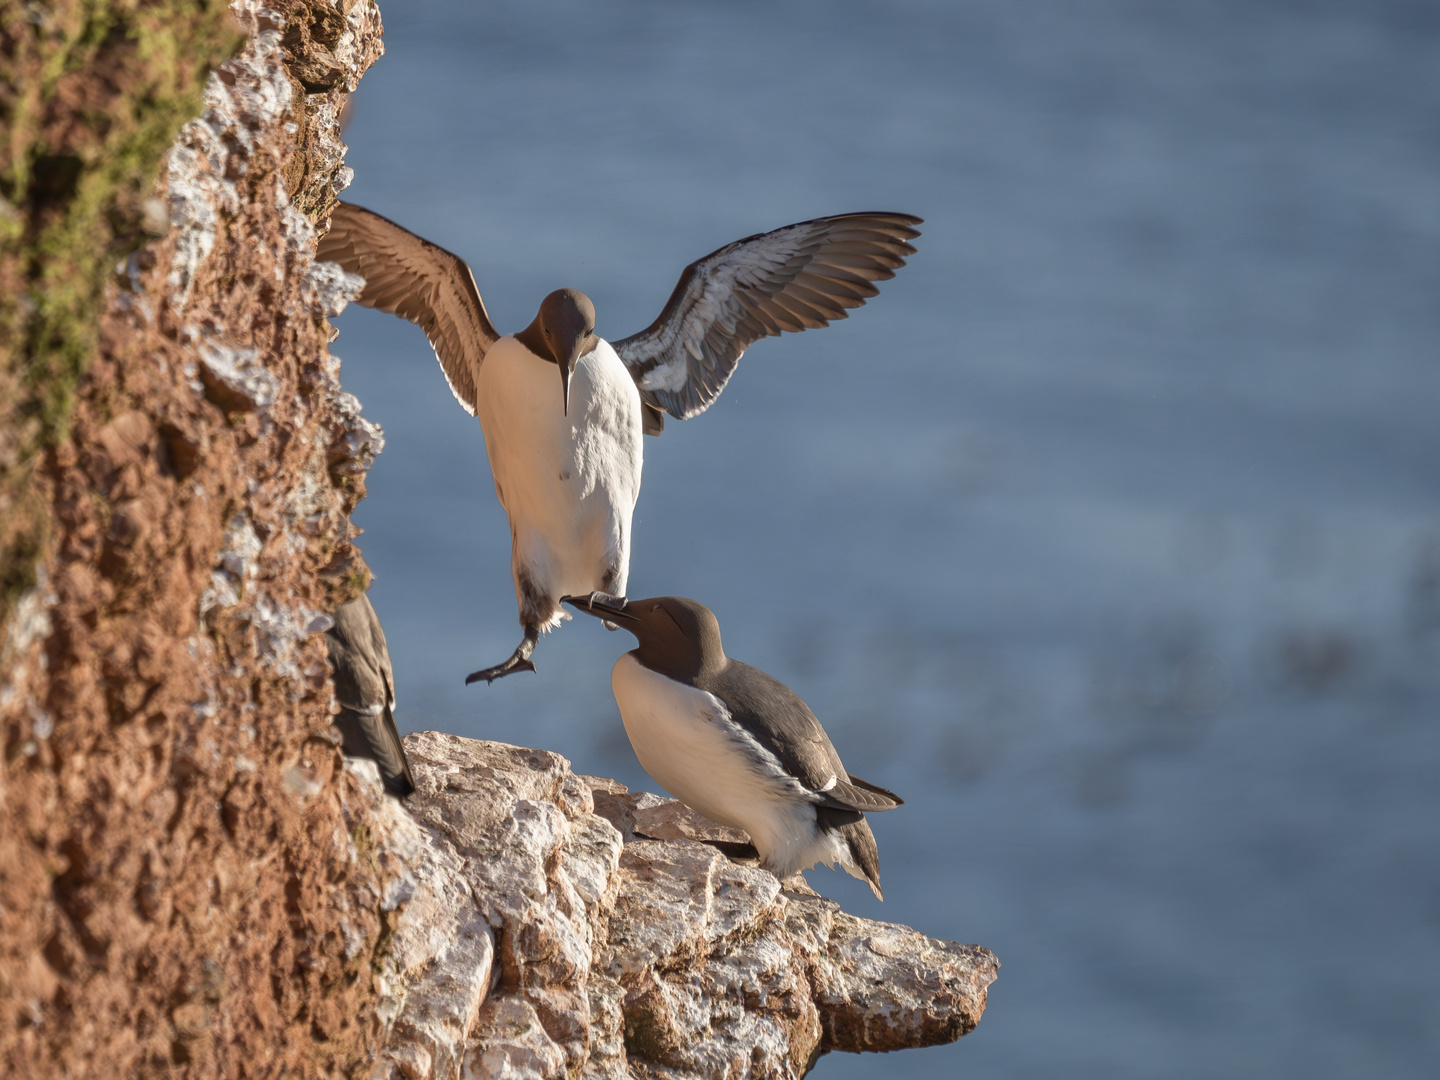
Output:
[613, 212, 923, 421]
[316, 202, 499, 416]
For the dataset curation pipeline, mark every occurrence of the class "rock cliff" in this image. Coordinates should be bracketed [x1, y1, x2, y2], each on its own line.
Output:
[0, 3, 996, 1076]
[366, 733, 997, 1079]
[2, 2, 391, 1073]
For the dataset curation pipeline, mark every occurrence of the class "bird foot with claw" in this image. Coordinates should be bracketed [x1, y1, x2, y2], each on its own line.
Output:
[464, 652, 537, 685]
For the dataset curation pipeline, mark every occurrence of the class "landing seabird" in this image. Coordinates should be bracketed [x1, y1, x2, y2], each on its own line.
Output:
[325, 593, 415, 798]
[563, 593, 902, 898]
[316, 204, 921, 684]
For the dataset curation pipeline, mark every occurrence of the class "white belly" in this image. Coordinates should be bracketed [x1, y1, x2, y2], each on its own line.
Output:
[475, 336, 644, 625]
[611, 654, 851, 879]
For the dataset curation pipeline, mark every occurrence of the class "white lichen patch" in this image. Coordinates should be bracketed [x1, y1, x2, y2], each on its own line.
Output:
[329, 389, 385, 475]
[166, 3, 296, 308]
[197, 339, 281, 412]
[0, 574, 54, 714]
[246, 593, 332, 679]
[302, 259, 366, 318]
[199, 512, 263, 620]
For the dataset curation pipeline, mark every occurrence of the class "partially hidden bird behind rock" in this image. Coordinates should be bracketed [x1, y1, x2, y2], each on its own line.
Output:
[325, 593, 415, 798]
[563, 592, 902, 899]
[316, 204, 921, 685]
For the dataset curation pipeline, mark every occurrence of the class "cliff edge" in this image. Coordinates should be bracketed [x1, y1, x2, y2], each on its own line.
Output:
[365, 732, 997, 1079]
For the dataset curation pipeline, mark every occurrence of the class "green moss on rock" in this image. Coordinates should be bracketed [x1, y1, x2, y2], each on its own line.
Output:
[0, 0, 241, 629]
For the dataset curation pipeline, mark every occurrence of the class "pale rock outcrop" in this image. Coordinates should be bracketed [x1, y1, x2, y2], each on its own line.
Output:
[365, 732, 998, 1079]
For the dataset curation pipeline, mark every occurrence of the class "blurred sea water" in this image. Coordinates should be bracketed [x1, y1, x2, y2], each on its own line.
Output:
[329, 2, 1440, 1076]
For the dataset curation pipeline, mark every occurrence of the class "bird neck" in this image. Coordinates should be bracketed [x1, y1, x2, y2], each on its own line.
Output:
[634, 644, 726, 687]
[515, 319, 556, 364]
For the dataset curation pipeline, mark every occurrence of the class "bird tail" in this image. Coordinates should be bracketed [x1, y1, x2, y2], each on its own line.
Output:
[839, 818, 883, 901]
[380, 704, 416, 798]
[815, 808, 884, 900]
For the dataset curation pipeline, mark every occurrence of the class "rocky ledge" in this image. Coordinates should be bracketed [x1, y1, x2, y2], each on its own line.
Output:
[358, 732, 998, 1079]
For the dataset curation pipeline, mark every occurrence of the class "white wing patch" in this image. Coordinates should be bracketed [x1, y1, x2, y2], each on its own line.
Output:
[614, 212, 921, 422]
[703, 694, 830, 806]
[635, 230, 808, 397]
[427, 337, 478, 416]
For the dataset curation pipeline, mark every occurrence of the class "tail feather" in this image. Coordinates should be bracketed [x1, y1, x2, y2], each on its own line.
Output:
[335, 706, 415, 798]
[839, 818, 883, 901]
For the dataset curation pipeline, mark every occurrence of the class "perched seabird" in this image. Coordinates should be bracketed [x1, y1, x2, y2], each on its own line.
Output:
[563, 593, 902, 898]
[316, 204, 921, 684]
[325, 593, 415, 798]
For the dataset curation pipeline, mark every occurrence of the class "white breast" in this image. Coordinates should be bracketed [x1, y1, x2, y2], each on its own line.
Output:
[475, 337, 644, 622]
[610, 654, 851, 879]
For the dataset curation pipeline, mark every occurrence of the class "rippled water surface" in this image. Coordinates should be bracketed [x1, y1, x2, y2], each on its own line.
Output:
[331, 2, 1440, 1075]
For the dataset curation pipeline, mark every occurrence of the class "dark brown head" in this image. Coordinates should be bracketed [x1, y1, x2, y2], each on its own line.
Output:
[516, 288, 597, 414]
[562, 593, 725, 682]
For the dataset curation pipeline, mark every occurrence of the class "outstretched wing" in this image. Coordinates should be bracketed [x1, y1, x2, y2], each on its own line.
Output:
[612, 212, 922, 421]
[316, 202, 499, 416]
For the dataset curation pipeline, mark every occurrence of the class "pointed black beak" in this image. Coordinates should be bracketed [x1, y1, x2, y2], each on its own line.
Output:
[559, 334, 590, 416]
[562, 592, 635, 622]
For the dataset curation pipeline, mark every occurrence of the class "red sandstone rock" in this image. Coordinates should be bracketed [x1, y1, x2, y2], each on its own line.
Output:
[0, 3, 390, 1074]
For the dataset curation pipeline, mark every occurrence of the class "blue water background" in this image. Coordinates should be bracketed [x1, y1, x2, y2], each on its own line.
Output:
[330, 2, 1440, 1075]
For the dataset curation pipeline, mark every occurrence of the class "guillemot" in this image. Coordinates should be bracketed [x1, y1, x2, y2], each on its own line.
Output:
[316, 204, 921, 684]
[325, 593, 415, 798]
[563, 593, 902, 898]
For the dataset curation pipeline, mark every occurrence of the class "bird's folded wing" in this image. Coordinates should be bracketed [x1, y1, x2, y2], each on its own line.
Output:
[819, 777, 902, 813]
[612, 212, 922, 422]
[326, 595, 394, 715]
[357, 590, 398, 714]
[743, 705, 903, 813]
[315, 202, 499, 416]
[846, 772, 904, 807]
[376, 704, 416, 796]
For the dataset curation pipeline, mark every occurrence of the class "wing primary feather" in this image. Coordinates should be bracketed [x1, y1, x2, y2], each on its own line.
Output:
[612, 210, 922, 420]
[784, 284, 851, 319]
[794, 272, 877, 303]
[316, 202, 499, 416]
